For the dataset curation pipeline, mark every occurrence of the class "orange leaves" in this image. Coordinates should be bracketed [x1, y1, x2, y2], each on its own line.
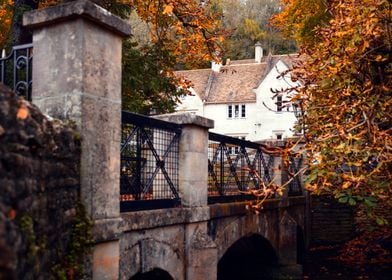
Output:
[275, 0, 392, 220]
[16, 104, 29, 120]
[0, 0, 13, 46]
[162, 4, 173, 15]
[271, 0, 330, 46]
[130, 0, 227, 66]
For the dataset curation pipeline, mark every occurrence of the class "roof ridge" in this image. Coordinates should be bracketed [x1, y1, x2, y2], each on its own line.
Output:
[203, 71, 216, 102]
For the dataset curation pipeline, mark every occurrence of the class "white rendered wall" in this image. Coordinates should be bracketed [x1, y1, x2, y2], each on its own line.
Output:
[176, 88, 204, 115]
[203, 102, 259, 141]
[255, 60, 298, 140]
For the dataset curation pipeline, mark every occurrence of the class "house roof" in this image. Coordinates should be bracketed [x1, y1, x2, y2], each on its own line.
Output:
[175, 54, 297, 104]
[176, 68, 211, 101]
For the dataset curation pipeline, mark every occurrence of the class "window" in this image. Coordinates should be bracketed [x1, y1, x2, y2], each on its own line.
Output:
[277, 96, 283, 112]
[227, 104, 246, 118]
[228, 105, 233, 118]
[273, 130, 284, 141]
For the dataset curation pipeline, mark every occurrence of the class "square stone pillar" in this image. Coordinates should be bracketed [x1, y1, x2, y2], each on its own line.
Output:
[156, 113, 218, 279]
[24, 1, 131, 279]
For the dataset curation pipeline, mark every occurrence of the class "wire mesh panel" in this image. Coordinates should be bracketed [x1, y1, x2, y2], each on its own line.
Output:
[120, 111, 181, 211]
[208, 133, 275, 204]
[0, 43, 33, 100]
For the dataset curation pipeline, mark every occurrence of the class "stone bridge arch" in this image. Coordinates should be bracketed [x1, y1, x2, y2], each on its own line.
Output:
[211, 211, 280, 261]
[209, 203, 306, 279]
[130, 268, 173, 280]
[120, 237, 183, 280]
[217, 234, 279, 280]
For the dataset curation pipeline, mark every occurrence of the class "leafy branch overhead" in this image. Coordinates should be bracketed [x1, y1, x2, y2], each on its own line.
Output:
[274, 0, 392, 223]
[1, 0, 228, 114]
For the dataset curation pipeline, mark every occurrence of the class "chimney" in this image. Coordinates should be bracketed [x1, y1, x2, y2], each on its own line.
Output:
[255, 41, 263, 63]
[211, 61, 222, 72]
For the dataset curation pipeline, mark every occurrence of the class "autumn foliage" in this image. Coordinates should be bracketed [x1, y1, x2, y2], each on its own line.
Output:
[272, 0, 330, 46]
[0, 0, 13, 46]
[276, 0, 392, 223]
[131, 0, 226, 65]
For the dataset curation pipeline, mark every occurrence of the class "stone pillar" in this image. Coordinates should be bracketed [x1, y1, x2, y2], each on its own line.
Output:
[156, 113, 218, 280]
[23, 1, 131, 279]
[277, 211, 303, 279]
[157, 113, 214, 207]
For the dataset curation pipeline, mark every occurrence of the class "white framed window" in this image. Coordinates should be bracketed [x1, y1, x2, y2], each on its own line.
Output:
[227, 104, 246, 119]
[273, 130, 285, 140]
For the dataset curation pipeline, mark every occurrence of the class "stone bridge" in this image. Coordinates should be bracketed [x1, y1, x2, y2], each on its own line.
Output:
[120, 198, 306, 280]
[20, 1, 307, 279]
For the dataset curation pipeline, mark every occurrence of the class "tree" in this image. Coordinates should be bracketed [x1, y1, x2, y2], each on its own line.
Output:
[0, 0, 14, 47]
[272, 0, 331, 46]
[275, 0, 392, 223]
[1, 0, 226, 113]
[211, 0, 297, 60]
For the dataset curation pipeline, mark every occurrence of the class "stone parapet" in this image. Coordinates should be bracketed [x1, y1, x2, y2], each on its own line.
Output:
[23, 0, 132, 37]
[121, 207, 211, 232]
[156, 112, 214, 129]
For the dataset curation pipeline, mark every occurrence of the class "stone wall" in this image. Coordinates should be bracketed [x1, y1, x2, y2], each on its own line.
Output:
[0, 84, 81, 279]
[310, 195, 355, 244]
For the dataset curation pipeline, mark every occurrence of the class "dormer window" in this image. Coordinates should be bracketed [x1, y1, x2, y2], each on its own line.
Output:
[228, 104, 246, 119]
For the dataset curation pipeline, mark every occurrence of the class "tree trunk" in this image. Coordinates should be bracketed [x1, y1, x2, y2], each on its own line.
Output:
[9, 0, 38, 45]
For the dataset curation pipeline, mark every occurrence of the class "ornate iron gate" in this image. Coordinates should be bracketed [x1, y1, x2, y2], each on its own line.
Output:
[0, 43, 33, 100]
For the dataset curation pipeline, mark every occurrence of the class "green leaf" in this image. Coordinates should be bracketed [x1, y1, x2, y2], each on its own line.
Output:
[375, 217, 385, 226]
[348, 197, 356, 206]
[338, 196, 348, 203]
[364, 199, 376, 207]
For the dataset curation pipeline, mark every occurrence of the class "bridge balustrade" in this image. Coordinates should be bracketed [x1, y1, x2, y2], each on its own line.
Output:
[208, 133, 277, 204]
[2, 45, 303, 211]
[120, 111, 182, 211]
[0, 43, 33, 101]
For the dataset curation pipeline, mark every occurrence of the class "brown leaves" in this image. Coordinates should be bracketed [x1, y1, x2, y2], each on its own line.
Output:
[337, 229, 392, 266]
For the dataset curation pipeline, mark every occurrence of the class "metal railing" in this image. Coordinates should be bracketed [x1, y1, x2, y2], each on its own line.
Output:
[208, 133, 276, 204]
[0, 43, 33, 100]
[120, 111, 181, 211]
[208, 134, 304, 203]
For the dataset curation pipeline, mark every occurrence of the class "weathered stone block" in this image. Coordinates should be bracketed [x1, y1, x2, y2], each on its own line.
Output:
[93, 240, 120, 280]
[180, 126, 209, 153]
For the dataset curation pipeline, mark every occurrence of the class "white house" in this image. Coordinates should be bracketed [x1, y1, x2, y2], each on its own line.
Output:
[175, 44, 299, 142]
